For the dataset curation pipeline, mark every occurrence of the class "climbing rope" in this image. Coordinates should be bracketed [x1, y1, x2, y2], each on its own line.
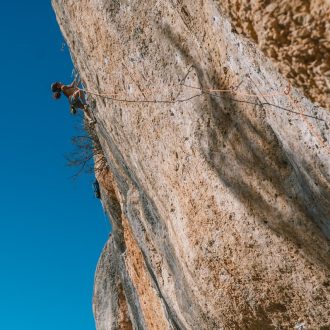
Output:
[79, 87, 204, 104]
[284, 85, 330, 155]
[78, 81, 326, 122]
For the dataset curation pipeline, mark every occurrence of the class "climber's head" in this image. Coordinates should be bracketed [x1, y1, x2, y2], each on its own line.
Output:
[51, 82, 62, 100]
[51, 82, 62, 92]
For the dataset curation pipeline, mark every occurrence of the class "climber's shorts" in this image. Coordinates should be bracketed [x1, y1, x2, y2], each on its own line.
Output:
[69, 95, 80, 106]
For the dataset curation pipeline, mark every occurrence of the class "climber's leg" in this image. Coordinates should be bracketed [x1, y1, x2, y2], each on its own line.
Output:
[77, 89, 87, 104]
[83, 104, 96, 125]
[71, 90, 95, 124]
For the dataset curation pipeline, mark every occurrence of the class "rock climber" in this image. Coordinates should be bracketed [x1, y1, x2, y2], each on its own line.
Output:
[51, 80, 95, 124]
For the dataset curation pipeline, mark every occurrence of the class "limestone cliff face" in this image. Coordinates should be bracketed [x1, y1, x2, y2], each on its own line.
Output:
[52, 1, 330, 329]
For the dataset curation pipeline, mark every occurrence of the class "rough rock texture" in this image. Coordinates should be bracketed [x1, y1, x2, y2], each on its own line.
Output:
[219, 0, 330, 108]
[52, 0, 330, 329]
[93, 236, 133, 330]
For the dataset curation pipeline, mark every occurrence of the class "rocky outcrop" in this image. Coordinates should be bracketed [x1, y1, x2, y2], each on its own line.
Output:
[52, 1, 330, 329]
[219, 0, 330, 108]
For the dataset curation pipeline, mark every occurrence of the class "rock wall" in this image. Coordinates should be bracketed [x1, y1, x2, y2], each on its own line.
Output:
[52, 1, 330, 329]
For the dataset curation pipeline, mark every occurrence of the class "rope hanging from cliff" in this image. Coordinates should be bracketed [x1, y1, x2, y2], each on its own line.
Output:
[79, 87, 204, 104]
[78, 83, 325, 123]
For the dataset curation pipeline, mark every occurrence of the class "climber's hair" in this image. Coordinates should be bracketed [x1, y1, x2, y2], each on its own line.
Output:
[53, 91, 61, 99]
[51, 82, 62, 100]
[51, 82, 61, 92]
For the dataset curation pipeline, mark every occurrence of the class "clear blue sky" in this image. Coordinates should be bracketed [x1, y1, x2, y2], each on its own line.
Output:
[0, 2, 110, 329]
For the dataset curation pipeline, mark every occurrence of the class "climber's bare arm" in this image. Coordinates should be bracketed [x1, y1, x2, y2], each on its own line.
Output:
[69, 76, 81, 88]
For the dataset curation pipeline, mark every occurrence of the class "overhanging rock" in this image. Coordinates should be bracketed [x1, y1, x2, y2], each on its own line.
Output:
[52, 1, 330, 329]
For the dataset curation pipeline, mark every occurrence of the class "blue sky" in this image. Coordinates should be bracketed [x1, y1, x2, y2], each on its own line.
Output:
[0, 2, 109, 329]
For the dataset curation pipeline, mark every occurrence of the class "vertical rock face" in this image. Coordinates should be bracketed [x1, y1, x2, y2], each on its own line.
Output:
[52, 1, 330, 329]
